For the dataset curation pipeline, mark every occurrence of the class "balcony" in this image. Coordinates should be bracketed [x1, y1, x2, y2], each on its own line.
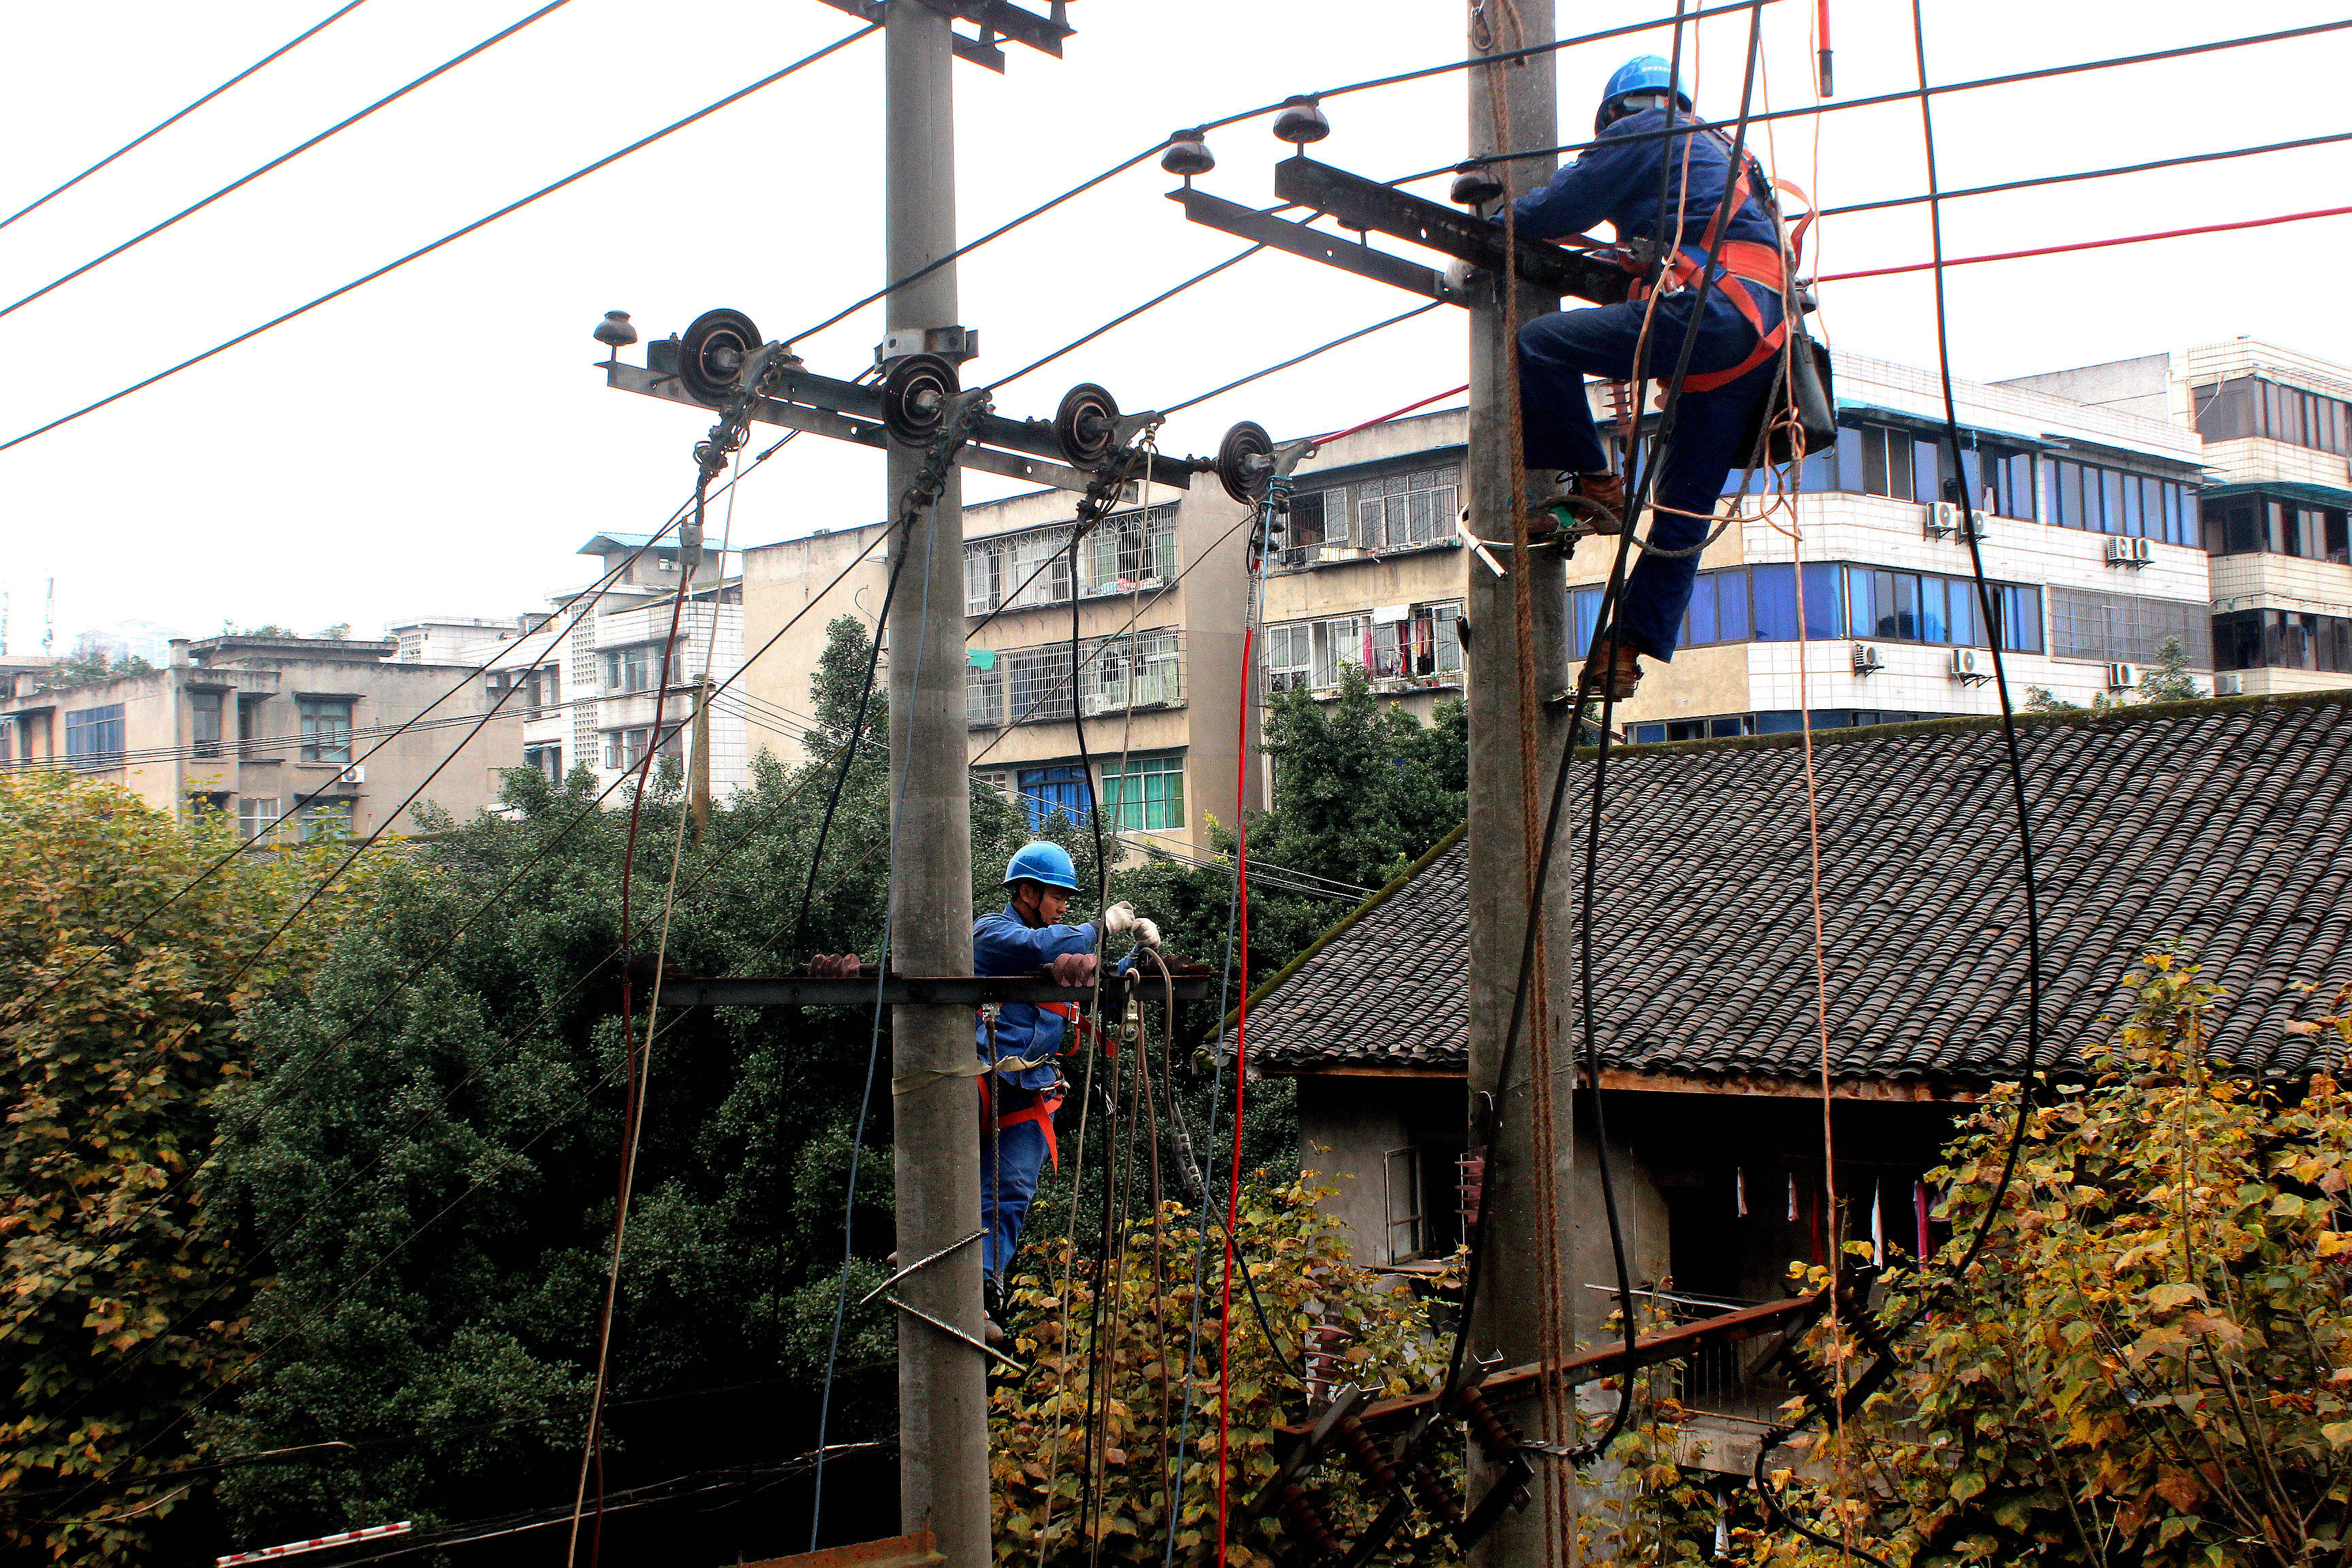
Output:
[968, 627, 1183, 729]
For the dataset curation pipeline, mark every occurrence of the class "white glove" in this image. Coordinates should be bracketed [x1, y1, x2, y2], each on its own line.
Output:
[1444, 256, 1475, 295]
[1100, 901, 1137, 937]
[1132, 917, 1162, 949]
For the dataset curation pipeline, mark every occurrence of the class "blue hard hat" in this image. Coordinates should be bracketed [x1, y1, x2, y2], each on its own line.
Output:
[1597, 54, 1694, 131]
[1003, 841, 1080, 893]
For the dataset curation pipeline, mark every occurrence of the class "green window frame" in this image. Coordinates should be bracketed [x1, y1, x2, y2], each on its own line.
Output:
[1102, 755, 1184, 832]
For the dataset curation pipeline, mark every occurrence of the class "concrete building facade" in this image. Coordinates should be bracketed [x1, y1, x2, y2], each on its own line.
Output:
[740, 469, 1257, 861]
[2004, 339, 2352, 698]
[0, 635, 521, 838]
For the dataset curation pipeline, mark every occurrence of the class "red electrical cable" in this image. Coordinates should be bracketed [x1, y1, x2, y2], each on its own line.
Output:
[1315, 384, 1469, 448]
[1816, 203, 2352, 282]
[1213, 615, 1254, 1568]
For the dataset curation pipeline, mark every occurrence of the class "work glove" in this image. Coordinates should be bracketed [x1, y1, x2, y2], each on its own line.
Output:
[1132, 917, 1162, 949]
[1100, 901, 1140, 938]
[1050, 951, 1098, 987]
[1444, 256, 1475, 295]
[806, 953, 862, 977]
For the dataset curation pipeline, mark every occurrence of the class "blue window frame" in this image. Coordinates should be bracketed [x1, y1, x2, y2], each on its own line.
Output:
[65, 703, 125, 767]
[1017, 764, 1093, 828]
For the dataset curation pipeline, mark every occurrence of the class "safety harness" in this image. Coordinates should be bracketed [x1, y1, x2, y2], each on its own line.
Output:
[976, 1003, 1106, 1173]
[1612, 124, 1814, 394]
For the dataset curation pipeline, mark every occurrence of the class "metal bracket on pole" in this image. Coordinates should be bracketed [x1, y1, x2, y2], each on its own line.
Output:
[811, 0, 1069, 71]
[606, 358, 1198, 498]
[886, 1296, 1028, 1372]
[1170, 155, 1639, 308]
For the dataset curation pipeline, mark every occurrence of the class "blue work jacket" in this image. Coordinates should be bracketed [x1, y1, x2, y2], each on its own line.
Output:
[1508, 106, 1778, 284]
[972, 904, 1124, 1092]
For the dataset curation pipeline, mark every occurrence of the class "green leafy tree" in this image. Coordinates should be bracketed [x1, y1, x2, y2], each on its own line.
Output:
[198, 616, 1034, 1551]
[0, 772, 370, 1563]
[42, 644, 157, 691]
[2136, 635, 2205, 703]
[1756, 959, 2352, 1568]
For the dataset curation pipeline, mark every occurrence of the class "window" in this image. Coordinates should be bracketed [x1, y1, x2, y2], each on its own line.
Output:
[2212, 608, 2351, 673]
[301, 800, 353, 842]
[966, 657, 1004, 727]
[1382, 1145, 1425, 1264]
[1750, 564, 1842, 642]
[1277, 488, 1354, 564]
[1102, 755, 1185, 832]
[238, 797, 281, 840]
[1081, 505, 1177, 595]
[1354, 466, 1460, 550]
[1264, 622, 1315, 693]
[605, 727, 648, 770]
[1680, 568, 1752, 647]
[238, 695, 269, 758]
[2205, 497, 2351, 561]
[1580, 565, 2039, 656]
[189, 691, 224, 758]
[1260, 615, 1368, 693]
[524, 744, 562, 782]
[65, 703, 125, 768]
[298, 698, 352, 764]
[965, 524, 1079, 615]
[1368, 602, 1465, 680]
[2050, 457, 2196, 543]
[2048, 588, 2210, 666]
[1017, 764, 1093, 828]
[2193, 375, 2352, 457]
[1852, 423, 1916, 501]
[602, 644, 679, 693]
[530, 665, 559, 713]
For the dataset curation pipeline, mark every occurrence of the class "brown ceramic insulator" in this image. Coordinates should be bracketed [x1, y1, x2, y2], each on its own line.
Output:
[1278, 1483, 1343, 1557]
[1409, 1461, 1465, 1524]
[1335, 1414, 1399, 1491]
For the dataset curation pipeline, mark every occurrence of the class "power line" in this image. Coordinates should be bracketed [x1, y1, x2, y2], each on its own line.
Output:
[0, 21, 880, 456]
[1384, 16, 2352, 186]
[1160, 303, 1443, 414]
[1818, 129, 2352, 218]
[0, 0, 375, 234]
[983, 243, 1268, 393]
[0, 0, 581, 322]
[1816, 202, 2352, 283]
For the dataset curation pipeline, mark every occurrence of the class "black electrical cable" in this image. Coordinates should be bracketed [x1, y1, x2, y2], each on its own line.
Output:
[0, 22, 879, 455]
[782, 0, 1769, 354]
[1752, 1437, 1898, 1568]
[1160, 303, 1444, 416]
[0, 0, 580, 323]
[1820, 129, 2352, 218]
[1384, 16, 2352, 187]
[0, 0, 375, 234]
[983, 242, 1267, 394]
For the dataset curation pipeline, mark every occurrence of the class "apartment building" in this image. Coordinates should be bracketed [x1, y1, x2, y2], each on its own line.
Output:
[413, 534, 749, 798]
[0, 634, 520, 838]
[740, 470, 1256, 861]
[2004, 340, 2352, 697]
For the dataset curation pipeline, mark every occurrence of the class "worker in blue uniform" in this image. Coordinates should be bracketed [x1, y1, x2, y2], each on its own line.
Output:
[1510, 56, 1792, 700]
[973, 841, 1159, 1337]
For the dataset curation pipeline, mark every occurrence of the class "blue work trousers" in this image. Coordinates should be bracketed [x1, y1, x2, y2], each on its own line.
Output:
[981, 1082, 1055, 1282]
[1517, 284, 1783, 661]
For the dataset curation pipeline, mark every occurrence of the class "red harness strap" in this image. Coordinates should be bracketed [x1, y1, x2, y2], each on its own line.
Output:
[1039, 1000, 1113, 1059]
[979, 1073, 1065, 1171]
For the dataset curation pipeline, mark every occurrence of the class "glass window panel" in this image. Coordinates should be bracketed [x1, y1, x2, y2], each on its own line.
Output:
[1716, 568, 1749, 642]
[1751, 564, 1798, 641]
[1917, 577, 1948, 644]
[1687, 574, 1719, 645]
[1861, 427, 1890, 497]
[191, 692, 223, 757]
[1571, 588, 1604, 658]
[1835, 423, 1863, 493]
[1802, 563, 1841, 639]
[1433, 604, 1463, 674]
[1103, 755, 1184, 832]
[2099, 468, 2124, 534]
[1912, 438, 1941, 506]
[299, 698, 352, 764]
[1846, 568, 1875, 639]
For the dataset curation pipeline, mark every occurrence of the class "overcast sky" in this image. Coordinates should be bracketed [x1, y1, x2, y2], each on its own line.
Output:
[1, 0, 2345, 652]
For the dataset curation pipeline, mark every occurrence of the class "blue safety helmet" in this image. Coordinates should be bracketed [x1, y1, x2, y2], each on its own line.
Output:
[1003, 841, 1080, 894]
[1597, 54, 1695, 133]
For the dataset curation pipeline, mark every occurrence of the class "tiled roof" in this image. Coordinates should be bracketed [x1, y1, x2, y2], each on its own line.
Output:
[1237, 695, 2352, 1086]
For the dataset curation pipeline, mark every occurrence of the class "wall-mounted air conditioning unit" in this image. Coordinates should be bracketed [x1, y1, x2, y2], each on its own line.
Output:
[1925, 502, 1984, 540]
[1851, 642, 1884, 675]
[1080, 693, 1115, 717]
[2104, 536, 2153, 567]
[335, 765, 365, 785]
[2106, 662, 2137, 691]
[2213, 673, 2244, 696]
[1948, 647, 1991, 685]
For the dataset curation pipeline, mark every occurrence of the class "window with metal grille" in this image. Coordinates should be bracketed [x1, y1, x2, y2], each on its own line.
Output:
[189, 691, 224, 758]
[1102, 754, 1184, 832]
[2048, 587, 2212, 666]
[1354, 467, 1458, 550]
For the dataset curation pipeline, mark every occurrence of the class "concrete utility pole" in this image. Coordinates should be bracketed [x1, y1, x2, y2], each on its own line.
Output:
[1461, 5, 1571, 1565]
[882, 3, 987, 1561]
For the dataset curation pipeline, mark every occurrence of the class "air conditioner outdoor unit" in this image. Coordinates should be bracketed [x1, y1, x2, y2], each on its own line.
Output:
[2104, 536, 2153, 566]
[1925, 502, 1959, 539]
[1948, 647, 1991, 685]
[2106, 662, 2138, 691]
[1317, 545, 1365, 564]
[2213, 673, 2244, 696]
[1851, 642, 1884, 675]
[1080, 693, 1115, 717]
[336, 765, 365, 785]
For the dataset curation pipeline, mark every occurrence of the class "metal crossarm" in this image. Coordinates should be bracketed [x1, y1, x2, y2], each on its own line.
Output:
[653, 968, 1216, 1009]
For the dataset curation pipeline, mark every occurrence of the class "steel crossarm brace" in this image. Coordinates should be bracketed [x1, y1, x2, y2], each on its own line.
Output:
[604, 361, 1193, 496]
[810, 0, 1008, 70]
[655, 972, 1216, 1008]
[1169, 188, 1457, 303]
[1271, 156, 1635, 306]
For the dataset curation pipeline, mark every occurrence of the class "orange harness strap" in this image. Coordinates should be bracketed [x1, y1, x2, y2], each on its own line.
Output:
[1623, 144, 1793, 395]
[980, 1074, 1065, 1173]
